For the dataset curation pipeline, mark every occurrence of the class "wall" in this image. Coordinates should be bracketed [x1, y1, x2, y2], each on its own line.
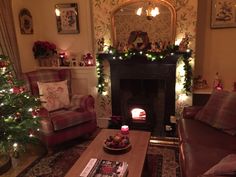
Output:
[195, 0, 236, 91]
[12, 0, 93, 73]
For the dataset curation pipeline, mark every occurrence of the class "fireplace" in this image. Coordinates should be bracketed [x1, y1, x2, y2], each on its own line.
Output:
[109, 55, 178, 136]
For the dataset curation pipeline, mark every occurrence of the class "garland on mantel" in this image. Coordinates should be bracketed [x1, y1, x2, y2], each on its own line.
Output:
[96, 46, 192, 95]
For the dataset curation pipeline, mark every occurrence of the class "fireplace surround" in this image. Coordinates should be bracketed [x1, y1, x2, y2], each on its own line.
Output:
[108, 54, 179, 136]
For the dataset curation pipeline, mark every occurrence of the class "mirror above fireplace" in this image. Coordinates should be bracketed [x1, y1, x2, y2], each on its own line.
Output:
[111, 0, 176, 47]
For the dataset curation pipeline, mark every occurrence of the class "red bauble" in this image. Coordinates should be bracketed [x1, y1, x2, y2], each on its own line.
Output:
[13, 86, 24, 94]
[0, 61, 7, 67]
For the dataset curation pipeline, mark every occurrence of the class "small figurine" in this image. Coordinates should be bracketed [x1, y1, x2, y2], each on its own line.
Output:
[97, 38, 105, 52]
[193, 75, 208, 89]
[117, 41, 126, 53]
[179, 33, 190, 52]
[149, 42, 157, 52]
[213, 72, 223, 90]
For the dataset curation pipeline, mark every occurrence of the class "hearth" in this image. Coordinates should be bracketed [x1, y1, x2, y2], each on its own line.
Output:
[109, 55, 179, 136]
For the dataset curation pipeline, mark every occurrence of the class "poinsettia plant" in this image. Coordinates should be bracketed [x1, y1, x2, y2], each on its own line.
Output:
[32, 41, 57, 59]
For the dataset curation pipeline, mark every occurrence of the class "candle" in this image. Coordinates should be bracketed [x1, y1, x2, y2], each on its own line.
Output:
[121, 125, 129, 135]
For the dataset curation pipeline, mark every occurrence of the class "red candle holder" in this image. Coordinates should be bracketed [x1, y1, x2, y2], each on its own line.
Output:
[121, 125, 129, 135]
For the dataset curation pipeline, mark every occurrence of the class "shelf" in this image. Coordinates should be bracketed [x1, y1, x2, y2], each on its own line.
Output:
[193, 88, 212, 94]
[37, 66, 96, 70]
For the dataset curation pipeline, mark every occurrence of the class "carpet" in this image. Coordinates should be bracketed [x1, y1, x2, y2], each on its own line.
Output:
[17, 138, 180, 177]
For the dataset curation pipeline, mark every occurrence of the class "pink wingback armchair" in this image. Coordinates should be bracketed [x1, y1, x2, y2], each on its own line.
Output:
[23, 69, 97, 148]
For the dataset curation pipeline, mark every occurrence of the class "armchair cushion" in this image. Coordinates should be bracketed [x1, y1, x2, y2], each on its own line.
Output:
[38, 80, 70, 111]
[50, 110, 94, 131]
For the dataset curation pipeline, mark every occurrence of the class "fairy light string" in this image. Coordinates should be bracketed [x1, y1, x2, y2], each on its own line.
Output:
[96, 46, 192, 95]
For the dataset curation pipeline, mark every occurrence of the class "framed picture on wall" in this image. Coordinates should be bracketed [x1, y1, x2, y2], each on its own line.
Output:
[55, 3, 80, 34]
[211, 0, 236, 28]
[19, 8, 33, 34]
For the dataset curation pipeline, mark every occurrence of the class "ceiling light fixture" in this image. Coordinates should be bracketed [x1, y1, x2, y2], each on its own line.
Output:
[136, 2, 160, 20]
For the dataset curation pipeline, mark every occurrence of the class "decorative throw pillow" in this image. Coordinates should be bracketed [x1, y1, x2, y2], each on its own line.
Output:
[195, 90, 229, 125]
[195, 90, 236, 135]
[37, 80, 70, 111]
[204, 154, 236, 176]
[213, 91, 236, 134]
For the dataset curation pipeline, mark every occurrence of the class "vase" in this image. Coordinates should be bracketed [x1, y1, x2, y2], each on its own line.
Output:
[38, 57, 59, 67]
[0, 154, 12, 175]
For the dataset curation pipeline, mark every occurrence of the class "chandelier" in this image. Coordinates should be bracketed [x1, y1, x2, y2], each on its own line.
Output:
[136, 2, 160, 20]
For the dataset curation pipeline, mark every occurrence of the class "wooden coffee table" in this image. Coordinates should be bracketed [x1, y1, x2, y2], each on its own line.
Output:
[65, 129, 151, 177]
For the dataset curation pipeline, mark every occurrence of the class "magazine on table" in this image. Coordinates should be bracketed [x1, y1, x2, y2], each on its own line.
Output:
[80, 158, 128, 177]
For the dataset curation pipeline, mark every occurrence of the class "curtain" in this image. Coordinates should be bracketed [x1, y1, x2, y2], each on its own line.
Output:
[0, 0, 22, 76]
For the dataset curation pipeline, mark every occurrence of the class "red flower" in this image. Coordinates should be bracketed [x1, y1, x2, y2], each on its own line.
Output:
[32, 41, 57, 59]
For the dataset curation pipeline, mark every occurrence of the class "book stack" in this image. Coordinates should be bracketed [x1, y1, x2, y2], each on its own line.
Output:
[80, 158, 128, 177]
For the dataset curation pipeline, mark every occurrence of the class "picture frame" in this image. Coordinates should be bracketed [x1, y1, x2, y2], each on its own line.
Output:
[55, 3, 79, 34]
[19, 8, 33, 34]
[211, 0, 236, 28]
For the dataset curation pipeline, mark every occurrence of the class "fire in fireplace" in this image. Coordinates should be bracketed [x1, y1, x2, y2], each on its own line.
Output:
[131, 108, 146, 121]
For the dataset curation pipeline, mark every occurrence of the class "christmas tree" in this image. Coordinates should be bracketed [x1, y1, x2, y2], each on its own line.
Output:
[0, 55, 41, 157]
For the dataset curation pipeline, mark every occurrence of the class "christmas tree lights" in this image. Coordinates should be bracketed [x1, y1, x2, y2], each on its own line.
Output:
[0, 55, 41, 157]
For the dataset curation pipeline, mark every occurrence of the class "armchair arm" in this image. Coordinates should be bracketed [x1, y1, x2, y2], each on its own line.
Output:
[79, 95, 95, 112]
[37, 107, 54, 134]
[37, 107, 50, 118]
[183, 106, 203, 119]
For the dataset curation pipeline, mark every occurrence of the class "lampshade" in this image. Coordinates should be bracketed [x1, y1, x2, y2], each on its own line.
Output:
[136, 2, 160, 20]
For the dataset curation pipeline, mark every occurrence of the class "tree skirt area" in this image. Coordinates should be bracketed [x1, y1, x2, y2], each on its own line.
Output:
[16, 142, 180, 177]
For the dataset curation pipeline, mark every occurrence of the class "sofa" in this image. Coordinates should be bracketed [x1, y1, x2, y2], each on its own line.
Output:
[23, 69, 97, 148]
[178, 90, 236, 177]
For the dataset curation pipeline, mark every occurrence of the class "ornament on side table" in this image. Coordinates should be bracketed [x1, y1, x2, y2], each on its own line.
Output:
[213, 72, 223, 90]
[82, 53, 94, 66]
[193, 75, 208, 89]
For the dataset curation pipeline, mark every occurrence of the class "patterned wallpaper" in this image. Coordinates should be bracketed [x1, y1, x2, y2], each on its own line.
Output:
[114, 13, 172, 45]
[114, 2, 173, 45]
[92, 0, 198, 119]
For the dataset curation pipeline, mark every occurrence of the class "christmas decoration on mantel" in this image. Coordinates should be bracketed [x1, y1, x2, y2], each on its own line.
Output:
[96, 45, 192, 95]
[0, 55, 41, 161]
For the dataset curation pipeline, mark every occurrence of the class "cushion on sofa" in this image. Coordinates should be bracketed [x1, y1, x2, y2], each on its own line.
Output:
[204, 154, 236, 176]
[195, 90, 229, 124]
[213, 92, 236, 135]
[38, 80, 70, 111]
[195, 90, 236, 135]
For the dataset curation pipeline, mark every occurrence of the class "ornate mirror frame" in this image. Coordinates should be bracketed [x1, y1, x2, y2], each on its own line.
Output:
[111, 0, 176, 47]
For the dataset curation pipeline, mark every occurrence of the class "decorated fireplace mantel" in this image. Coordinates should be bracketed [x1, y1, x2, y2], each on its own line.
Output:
[95, 49, 193, 123]
[96, 50, 192, 95]
[96, 51, 192, 135]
